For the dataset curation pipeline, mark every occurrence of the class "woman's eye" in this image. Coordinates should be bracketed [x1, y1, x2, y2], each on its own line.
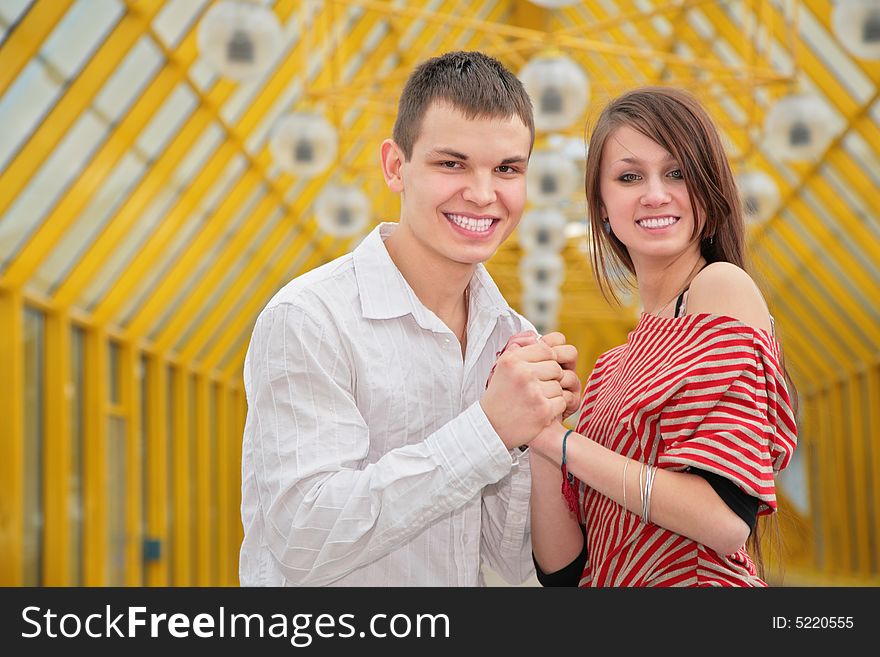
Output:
[440, 161, 460, 168]
[668, 169, 683, 179]
[619, 173, 639, 182]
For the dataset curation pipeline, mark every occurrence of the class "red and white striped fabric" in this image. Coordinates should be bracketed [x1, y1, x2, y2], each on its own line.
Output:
[572, 312, 798, 587]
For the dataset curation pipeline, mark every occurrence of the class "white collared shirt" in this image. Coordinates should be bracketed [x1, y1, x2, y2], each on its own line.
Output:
[239, 222, 535, 586]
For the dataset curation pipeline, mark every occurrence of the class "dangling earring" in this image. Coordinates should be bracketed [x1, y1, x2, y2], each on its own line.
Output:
[603, 219, 611, 235]
[709, 234, 714, 246]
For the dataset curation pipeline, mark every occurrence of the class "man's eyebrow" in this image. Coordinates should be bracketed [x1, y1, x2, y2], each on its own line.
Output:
[426, 150, 528, 165]
[427, 148, 469, 160]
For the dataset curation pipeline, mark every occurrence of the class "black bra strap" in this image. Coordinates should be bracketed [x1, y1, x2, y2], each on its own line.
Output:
[674, 290, 687, 318]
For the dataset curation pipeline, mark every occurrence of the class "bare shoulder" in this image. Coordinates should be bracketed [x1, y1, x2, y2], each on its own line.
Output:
[687, 262, 772, 332]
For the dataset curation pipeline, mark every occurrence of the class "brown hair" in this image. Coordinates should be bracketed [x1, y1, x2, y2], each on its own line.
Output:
[584, 87, 798, 578]
[392, 51, 535, 161]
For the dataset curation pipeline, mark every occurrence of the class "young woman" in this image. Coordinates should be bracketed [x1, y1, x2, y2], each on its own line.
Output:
[526, 87, 798, 587]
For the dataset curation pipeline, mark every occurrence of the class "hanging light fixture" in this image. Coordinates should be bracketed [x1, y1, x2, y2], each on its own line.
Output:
[526, 150, 581, 207]
[196, 1, 283, 81]
[314, 183, 371, 238]
[519, 251, 565, 290]
[518, 208, 567, 253]
[832, 0, 880, 60]
[270, 112, 338, 177]
[521, 286, 561, 335]
[737, 170, 780, 225]
[763, 93, 834, 161]
[518, 53, 589, 132]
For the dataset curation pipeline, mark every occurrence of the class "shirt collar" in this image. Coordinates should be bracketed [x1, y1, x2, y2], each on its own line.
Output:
[353, 222, 509, 324]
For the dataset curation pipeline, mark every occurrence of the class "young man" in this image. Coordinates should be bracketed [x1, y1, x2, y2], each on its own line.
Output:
[239, 51, 580, 586]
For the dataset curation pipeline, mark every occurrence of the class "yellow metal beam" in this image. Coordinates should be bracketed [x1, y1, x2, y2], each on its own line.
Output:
[867, 365, 880, 575]
[0, 0, 164, 232]
[827, 383, 851, 575]
[0, 0, 75, 98]
[120, 341, 142, 586]
[43, 310, 72, 585]
[194, 373, 211, 586]
[0, 290, 24, 585]
[343, 0, 783, 80]
[847, 372, 871, 577]
[171, 366, 191, 586]
[215, 383, 233, 586]
[83, 327, 108, 586]
[144, 355, 169, 586]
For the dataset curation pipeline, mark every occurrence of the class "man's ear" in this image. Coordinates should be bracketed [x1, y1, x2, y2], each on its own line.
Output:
[380, 139, 405, 193]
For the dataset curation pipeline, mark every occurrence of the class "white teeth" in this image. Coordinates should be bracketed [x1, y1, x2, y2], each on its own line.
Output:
[637, 216, 678, 229]
[447, 213, 493, 232]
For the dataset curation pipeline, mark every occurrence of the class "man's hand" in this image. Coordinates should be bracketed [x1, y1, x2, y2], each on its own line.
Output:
[481, 331, 579, 450]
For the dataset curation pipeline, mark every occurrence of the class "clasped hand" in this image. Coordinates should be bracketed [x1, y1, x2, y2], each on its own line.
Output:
[481, 331, 580, 450]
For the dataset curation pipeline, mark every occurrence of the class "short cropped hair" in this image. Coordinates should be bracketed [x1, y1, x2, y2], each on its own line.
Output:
[393, 50, 535, 160]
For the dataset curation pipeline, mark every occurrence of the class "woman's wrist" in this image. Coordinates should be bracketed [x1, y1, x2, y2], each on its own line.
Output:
[530, 421, 567, 461]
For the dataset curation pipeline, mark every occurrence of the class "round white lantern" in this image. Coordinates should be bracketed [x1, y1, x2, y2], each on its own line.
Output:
[526, 150, 581, 207]
[737, 170, 780, 225]
[519, 251, 565, 290]
[832, 0, 880, 60]
[518, 208, 567, 252]
[196, 1, 283, 81]
[519, 53, 589, 132]
[314, 184, 371, 238]
[270, 113, 338, 177]
[521, 285, 561, 335]
[763, 94, 834, 161]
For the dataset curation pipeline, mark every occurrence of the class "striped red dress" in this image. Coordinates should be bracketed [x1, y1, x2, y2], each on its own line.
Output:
[571, 312, 798, 587]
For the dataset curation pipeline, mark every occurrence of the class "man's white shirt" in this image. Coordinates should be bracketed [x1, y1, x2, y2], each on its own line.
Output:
[239, 222, 535, 586]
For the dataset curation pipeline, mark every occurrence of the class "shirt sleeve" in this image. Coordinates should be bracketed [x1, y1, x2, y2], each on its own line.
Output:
[241, 302, 515, 586]
[479, 448, 534, 584]
[657, 329, 798, 515]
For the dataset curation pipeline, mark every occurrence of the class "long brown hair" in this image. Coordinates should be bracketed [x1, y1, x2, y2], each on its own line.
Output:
[584, 87, 798, 578]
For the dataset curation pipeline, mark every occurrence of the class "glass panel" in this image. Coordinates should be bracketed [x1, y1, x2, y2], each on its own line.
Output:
[108, 341, 120, 405]
[40, 0, 123, 81]
[69, 324, 85, 586]
[37, 153, 150, 292]
[2, 111, 108, 288]
[93, 37, 164, 124]
[107, 415, 126, 586]
[77, 183, 176, 311]
[0, 61, 61, 178]
[23, 307, 45, 586]
[117, 182, 266, 327]
[79, 123, 223, 313]
[152, 0, 210, 50]
[134, 82, 198, 162]
[177, 206, 284, 351]
[0, 0, 32, 26]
